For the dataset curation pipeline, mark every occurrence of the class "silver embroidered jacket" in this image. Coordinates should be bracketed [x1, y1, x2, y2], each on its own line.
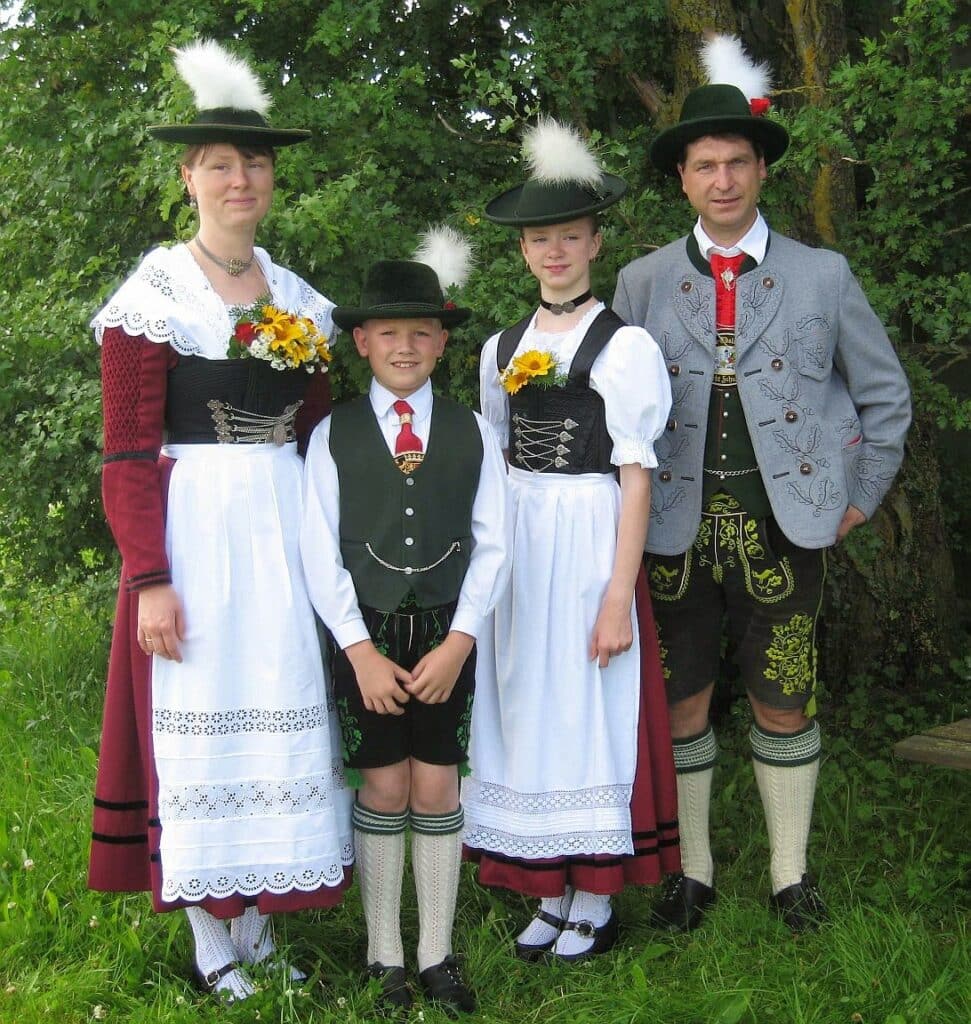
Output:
[613, 231, 911, 554]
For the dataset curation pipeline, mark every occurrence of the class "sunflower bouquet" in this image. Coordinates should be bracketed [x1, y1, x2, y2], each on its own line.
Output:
[227, 298, 332, 373]
[499, 349, 568, 395]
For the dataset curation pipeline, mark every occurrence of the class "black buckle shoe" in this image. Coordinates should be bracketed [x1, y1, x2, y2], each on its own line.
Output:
[418, 955, 476, 1017]
[192, 961, 252, 1002]
[552, 909, 619, 962]
[648, 873, 716, 933]
[367, 962, 413, 1012]
[514, 907, 566, 961]
[769, 874, 828, 932]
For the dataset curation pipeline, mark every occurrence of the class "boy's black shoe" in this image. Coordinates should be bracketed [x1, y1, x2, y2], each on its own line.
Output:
[648, 872, 716, 933]
[769, 874, 828, 932]
[419, 955, 476, 1016]
[367, 962, 413, 1012]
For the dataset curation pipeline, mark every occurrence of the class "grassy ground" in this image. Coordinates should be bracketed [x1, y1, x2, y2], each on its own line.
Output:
[0, 584, 968, 1024]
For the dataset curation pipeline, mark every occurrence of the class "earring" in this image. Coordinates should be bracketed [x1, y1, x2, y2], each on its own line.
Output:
[188, 194, 197, 208]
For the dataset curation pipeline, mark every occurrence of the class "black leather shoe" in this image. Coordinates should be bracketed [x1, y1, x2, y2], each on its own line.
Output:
[418, 955, 476, 1017]
[367, 962, 413, 1012]
[648, 872, 716, 933]
[552, 909, 620, 962]
[514, 907, 566, 961]
[769, 874, 828, 932]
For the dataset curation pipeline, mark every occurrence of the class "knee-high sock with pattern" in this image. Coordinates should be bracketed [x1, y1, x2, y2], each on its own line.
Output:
[751, 721, 821, 893]
[672, 726, 717, 887]
[410, 807, 464, 973]
[353, 802, 409, 968]
[185, 906, 255, 1002]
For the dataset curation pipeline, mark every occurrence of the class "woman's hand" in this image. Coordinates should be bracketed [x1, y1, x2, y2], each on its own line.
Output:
[589, 592, 634, 668]
[137, 584, 186, 662]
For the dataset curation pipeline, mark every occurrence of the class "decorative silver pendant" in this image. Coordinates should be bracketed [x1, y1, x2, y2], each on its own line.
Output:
[720, 268, 736, 291]
[226, 257, 248, 277]
[548, 300, 576, 315]
[271, 422, 288, 446]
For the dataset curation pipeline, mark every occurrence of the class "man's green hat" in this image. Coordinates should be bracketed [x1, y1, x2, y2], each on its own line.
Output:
[332, 227, 473, 331]
[147, 40, 311, 148]
[485, 118, 627, 227]
[649, 35, 790, 177]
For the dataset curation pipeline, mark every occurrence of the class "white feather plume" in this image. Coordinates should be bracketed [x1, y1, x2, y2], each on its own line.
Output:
[701, 34, 772, 100]
[522, 117, 604, 189]
[414, 225, 474, 291]
[173, 39, 271, 114]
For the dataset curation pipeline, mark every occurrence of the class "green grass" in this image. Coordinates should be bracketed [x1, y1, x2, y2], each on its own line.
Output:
[0, 584, 968, 1024]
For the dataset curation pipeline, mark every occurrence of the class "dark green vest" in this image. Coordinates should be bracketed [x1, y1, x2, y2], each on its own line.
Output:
[687, 234, 772, 517]
[329, 394, 483, 612]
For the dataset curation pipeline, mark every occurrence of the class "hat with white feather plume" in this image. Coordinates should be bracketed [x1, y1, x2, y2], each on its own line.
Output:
[147, 39, 310, 147]
[649, 33, 789, 176]
[332, 226, 474, 330]
[485, 117, 627, 226]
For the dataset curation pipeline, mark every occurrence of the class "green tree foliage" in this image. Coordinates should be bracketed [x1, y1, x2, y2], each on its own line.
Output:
[0, 0, 967, 681]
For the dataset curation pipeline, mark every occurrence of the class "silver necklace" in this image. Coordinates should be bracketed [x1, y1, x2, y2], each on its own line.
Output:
[194, 235, 254, 277]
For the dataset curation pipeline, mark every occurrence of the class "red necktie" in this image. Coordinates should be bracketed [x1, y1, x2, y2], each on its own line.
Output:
[710, 252, 747, 330]
[393, 400, 423, 455]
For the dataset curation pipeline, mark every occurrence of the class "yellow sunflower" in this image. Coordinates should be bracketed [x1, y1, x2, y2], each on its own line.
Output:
[513, 349, 556, 378]
[501, 370, 530, 395]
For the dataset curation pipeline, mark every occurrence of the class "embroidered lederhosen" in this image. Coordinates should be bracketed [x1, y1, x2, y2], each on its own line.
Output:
[647, 245, 824, 711]
[497, 308, 624, 475]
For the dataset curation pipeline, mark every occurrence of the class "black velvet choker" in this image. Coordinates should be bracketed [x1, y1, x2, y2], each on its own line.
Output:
[539, 289, 593, 315]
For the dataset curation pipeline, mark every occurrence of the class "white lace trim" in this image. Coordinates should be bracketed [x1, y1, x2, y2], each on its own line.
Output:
[160, 848, 353, 902]
[463, 824, 632, 859]
[466, 780, 630, 814]
[153, 702, 328, 736]
[158, 765, 347, 821]
[91, 244, 335, 358]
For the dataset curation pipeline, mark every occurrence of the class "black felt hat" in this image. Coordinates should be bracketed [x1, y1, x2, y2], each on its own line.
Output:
[147, 40, 310, 148]
[333, 261, 471, 330]
[485, 118, 627, 227]
[649, 83, 789, 177]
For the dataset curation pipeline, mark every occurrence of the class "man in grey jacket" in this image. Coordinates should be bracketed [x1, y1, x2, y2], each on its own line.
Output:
[613, 79, 911, 932]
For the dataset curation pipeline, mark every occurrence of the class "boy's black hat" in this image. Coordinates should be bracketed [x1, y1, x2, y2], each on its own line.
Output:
[332, 260, 471, 330]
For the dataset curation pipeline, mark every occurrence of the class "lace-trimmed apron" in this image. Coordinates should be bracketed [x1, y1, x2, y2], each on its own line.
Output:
[152, 358, 352, 904]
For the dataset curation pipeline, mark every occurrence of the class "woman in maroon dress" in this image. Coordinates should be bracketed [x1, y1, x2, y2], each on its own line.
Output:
[88, 40, 351, 1001]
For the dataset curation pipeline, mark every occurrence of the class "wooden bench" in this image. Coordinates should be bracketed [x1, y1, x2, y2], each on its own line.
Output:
[893, 718, 971, 770]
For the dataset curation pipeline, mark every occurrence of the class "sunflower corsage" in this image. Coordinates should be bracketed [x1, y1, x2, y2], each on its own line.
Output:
[227, 298, 332, 373]
[499, 349, 568, 395]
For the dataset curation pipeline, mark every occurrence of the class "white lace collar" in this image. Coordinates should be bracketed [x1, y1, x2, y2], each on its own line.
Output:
[90, 243, 334, 358]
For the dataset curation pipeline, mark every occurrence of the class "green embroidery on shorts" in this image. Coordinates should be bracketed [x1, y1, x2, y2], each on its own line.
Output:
[373, 613, 392, 657]
[455, 691, 474, 752]
[655, 621, 672, 681]
[337, 697, 363, 758]
[427, 609, 446, 649]
[742, 517, 765, 559]
[763, 613, 815, 694]
[649, 551, 692, 602]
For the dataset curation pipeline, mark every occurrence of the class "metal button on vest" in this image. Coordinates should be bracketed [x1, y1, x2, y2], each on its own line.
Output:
[659, 470, 672, 482]
[799, 462, 812, 475]
[405, 507, 415, 516]
[669, 364, 681, 377]
[785, 410, 798, 423]
[404, 537, 415, 546]
[666, 418, 677, 431]
[771, 358, 783, 370]
[405, 477, 415, 486]
[681, 281, 692, 293]
[762, 277, 774, 289]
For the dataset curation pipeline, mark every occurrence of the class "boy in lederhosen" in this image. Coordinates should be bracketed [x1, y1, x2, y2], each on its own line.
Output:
[301, 229, 509, 1015]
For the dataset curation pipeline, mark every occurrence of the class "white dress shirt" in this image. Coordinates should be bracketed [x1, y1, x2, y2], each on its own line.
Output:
[301, 378, 511, 650]
[693, 209, 769, 263]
